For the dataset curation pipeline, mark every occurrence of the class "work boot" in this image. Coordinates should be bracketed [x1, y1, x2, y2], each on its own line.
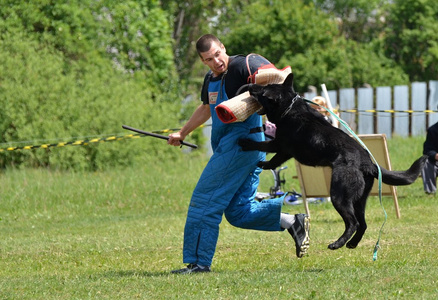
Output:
[171, 263, 211, 274]
[287, 214, 310, 258]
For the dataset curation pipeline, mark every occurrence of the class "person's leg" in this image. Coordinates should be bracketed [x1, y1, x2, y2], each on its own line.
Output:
[224, 167, 310, 258]
[180, 142, 263, 268]
[224, 166, 283, 231]
[421, 160, 437, 194]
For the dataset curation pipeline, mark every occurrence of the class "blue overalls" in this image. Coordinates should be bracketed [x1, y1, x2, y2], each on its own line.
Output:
[182, 75, 285, 267]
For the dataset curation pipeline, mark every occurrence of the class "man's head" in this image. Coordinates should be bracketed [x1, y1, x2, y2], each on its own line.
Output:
[196, 34, 229, 77]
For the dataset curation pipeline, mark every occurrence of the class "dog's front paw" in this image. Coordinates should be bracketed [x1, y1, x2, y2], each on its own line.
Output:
[238, 138, 255, 151]
[257, 161, 275, 170]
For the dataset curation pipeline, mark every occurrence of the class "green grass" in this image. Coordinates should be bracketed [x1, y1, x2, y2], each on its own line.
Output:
[1, 136, 437, 299]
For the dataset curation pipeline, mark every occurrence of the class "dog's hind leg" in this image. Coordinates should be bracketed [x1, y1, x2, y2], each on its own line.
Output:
[346, 176, 373, 249]
[327, 167, 364, 250]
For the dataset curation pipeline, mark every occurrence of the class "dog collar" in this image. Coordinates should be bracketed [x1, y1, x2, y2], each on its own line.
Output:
[281, 94, 301, 117]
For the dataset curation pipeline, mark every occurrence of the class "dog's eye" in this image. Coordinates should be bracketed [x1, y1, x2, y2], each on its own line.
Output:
[262, 90, 279, 101]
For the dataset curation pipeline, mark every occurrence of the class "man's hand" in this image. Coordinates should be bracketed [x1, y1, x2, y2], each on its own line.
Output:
[167, 103, 210, 147]
[168, 132, 185, 147]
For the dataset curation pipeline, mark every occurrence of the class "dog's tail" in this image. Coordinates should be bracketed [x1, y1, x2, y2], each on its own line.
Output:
[378, 155, 427, 186]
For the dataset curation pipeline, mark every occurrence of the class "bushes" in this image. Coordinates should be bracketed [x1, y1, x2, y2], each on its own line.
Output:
[0, 1, 199, 171]
[0, 31, 187, 171]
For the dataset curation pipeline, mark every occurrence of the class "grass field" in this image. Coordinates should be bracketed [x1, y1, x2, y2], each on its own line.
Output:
[1, 136, 437, 299]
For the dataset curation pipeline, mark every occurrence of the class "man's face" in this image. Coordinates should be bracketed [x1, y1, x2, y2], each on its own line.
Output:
[200, 41, 229, 77]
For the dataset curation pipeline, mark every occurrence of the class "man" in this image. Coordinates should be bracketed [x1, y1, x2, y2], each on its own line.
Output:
[168, 34, 310, 274]
[422, 121, 438, 194]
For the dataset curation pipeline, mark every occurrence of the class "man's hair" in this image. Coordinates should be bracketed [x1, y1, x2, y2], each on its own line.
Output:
[196, 34, 222, 56]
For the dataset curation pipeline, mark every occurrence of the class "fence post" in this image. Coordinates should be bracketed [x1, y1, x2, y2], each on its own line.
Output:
[393, 85, 410, 137]
[339, 88, 356, 132]
[358, 87, 373, 134]
[411, 82, 427, 136]
[376, 87, 392, 137]
[428, 80, 438, 127]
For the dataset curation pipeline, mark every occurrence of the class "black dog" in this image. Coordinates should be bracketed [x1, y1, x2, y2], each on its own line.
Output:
[238, 73, 427, 250]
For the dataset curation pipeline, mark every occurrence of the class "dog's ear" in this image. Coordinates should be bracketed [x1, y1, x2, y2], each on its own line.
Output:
[283, 73, 294, 88]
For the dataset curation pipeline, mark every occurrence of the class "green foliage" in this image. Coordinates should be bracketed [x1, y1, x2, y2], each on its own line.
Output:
[0, 0, 192, 171]
[221, 0, 337, 63]
[384, 0, 438, 82]
[162, 1, 215, 77]
[96, 0, 177, 85]
[308, 0, 387, 42]
[0, 31, 187, 170]
[0, 0, 178, 91]
[290, 39, 408, 90]
[220, 0, 408, 91]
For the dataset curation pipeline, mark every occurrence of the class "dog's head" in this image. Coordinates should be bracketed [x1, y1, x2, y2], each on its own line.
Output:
[248, 73, 297, 122]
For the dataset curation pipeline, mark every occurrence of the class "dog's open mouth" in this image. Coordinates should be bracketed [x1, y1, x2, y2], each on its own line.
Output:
[251, 98, 266, 115]
[257, 107, 266, 115]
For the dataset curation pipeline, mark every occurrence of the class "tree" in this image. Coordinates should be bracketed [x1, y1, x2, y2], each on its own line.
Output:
[220, 0, 337, 64]
[218, 0, 407, 91]
[0, 0, 177, 91]
[383, 0, 438, 82]
[0, 0, 186, 170]
[160, 1, 227, 80]
[306, 0, 387, 42]
[96, 0, 177, 88]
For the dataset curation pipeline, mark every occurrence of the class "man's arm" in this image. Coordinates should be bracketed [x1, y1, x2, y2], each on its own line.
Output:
[168, 104, 211, 146]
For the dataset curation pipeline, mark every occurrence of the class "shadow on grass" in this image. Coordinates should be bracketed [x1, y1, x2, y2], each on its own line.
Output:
[103, 267, 325, 277]
[304, 268, 325, 273]
[104, 270, 170, 277]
